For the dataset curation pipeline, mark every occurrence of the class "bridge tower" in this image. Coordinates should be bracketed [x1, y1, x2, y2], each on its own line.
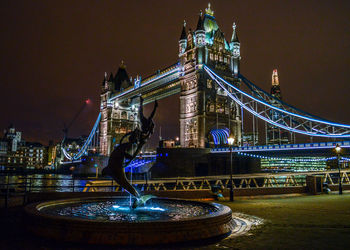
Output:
[99, 62, 140, 156]
[179, 4, 242, 148]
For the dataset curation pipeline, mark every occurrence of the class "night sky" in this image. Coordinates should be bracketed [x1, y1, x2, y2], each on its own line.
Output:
[1, 0, 350, 148]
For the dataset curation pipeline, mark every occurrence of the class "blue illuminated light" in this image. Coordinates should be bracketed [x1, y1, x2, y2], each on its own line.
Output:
[206, 65, 350, 128]
[237, 150, 339, 162]
[204, 65, 350, 137]
[144, 207, 165, 212]
[62, 112, 101, 161]
[112, 205, 165, 212]
[210, 128, 229, 145]
[112, 205, 130, 211]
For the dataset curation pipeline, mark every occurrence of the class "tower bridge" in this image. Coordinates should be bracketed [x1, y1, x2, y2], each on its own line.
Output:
[99, 4, 242, 155]
[60, 3, 350, 174]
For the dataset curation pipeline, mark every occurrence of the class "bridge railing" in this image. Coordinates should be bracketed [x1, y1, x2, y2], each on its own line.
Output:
[211, 141, 350, 153]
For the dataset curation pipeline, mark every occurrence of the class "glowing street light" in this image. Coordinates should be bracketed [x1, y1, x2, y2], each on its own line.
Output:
[335, 144, 342, 195]
[228, 136, 235, 202]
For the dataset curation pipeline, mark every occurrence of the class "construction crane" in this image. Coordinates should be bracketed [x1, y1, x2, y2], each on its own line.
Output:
[62, 98, 91, 143]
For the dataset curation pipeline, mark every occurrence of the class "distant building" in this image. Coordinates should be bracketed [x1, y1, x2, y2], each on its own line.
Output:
[47, 141, 57, 167]
[159, 139, 176, 148]
[266, 70, 290, 145]
[3, 124, 22, 152]
[21, 142, 46, 169]
[0, 125, 47, 169]
[0, 140, 7, 155]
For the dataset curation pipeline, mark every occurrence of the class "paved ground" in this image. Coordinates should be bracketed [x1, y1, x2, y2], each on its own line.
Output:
[208, 192, 350, 250]
[1, 193, 350, 249]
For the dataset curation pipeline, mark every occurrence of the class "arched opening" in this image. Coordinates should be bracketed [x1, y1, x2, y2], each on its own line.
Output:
[208, 128, 229, 147]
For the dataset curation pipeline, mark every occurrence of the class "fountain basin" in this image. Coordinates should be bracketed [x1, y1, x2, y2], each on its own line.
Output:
[24, 196, 234, 246]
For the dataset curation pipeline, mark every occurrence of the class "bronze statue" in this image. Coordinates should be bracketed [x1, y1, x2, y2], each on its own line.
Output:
[102, 97, 158, 208]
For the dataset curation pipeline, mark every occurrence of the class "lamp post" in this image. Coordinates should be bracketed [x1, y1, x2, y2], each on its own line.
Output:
[335, 144, 342, 195]
[228, 136, 235, 201]
[94, 163, 99, 179]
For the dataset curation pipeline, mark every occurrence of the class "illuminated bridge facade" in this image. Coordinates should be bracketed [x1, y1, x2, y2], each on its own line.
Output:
[62, 4, 350, 167]
[99, 4, 242, 155]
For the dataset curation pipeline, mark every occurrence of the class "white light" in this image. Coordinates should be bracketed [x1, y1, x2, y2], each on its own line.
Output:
[115, 102, 119, 108]
[228, 137, 235, 146]
[335, 144, 341, 153]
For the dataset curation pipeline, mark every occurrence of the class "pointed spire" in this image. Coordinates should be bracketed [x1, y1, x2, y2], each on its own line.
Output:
[119, 60, 126, 69]
[102, 72, 107, 86]
[180, 20, 187, 40]
[231, 22, 239, 43]
[196, 11, 204, 31]
[205, 3, 214, 16]
[272, 69, 279, 86]
[108, 72, 114, 82]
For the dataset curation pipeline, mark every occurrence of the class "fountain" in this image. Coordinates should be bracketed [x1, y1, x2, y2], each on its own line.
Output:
[24, 196, 233, 245]
[24, 98, 235, 246]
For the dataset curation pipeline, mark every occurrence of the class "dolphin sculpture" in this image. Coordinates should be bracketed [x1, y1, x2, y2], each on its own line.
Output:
[102, 98, 158, 208]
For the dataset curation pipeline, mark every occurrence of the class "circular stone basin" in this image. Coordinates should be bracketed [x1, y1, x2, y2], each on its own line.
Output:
[24, 197, 234, 246]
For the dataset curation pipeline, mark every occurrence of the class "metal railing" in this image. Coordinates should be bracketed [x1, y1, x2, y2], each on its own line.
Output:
[1, 170, 349, 207]
[83, 170, 350, 192]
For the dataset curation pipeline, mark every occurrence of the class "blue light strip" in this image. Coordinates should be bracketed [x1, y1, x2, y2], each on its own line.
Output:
[62, 112, 101, 160]
[204, 66, 350, 137]
[237, 151, 337, 162]
[211, 141, 350, 153]
[210, 128, 229, 145]
[205, 65, 350, 128]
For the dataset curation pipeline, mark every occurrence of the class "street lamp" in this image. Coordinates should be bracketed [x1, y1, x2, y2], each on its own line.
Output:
[335, 144, 342, 195]
[94, 163, 99, 179]
[228, 136, 235, 201]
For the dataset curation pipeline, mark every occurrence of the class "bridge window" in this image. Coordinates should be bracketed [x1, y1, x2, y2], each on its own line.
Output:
[210, 53, 213, 60]
[121, 111, 127, 119]
[210, 104, 214, 112]
[207, 79, 212, 88]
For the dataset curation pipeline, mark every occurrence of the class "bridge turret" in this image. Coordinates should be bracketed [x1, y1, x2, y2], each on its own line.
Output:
[101, 72, 107, 91]
[195, 11, 205, 47]
[114, 61, 132, 93]
[230, 22, 241, 75]
[179, 20, 187, 56]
